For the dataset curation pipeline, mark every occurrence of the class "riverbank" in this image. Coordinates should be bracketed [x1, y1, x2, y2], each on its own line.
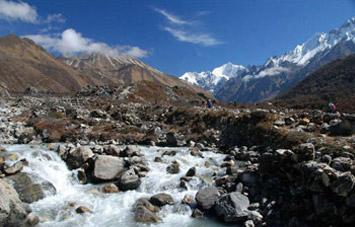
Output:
[0, 96, 354, 226]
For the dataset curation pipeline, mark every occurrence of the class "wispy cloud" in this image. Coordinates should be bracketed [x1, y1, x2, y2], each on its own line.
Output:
[153, 7, 188, 25]
[0, 0, 38, 23]
[24, 28, 148, 58]
[153, 7, 221, 46]
[44, 13, 66, 24]
[164, 27, 221, 46]
[0, 0, 65, 25]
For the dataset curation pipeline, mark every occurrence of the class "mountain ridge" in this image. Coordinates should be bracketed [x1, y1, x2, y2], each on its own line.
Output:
[180, 16, 355, 103]
[0, 34, 210, 105]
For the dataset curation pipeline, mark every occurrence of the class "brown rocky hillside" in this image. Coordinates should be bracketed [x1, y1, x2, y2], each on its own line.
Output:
[275, 54, 355, 112]
[0, 35, 210, 104]
[0, 35, 93, 94]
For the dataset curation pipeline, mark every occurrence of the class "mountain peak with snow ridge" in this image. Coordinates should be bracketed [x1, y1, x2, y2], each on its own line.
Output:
[180, 16, 355, 103]
[180, 62, 249, 92]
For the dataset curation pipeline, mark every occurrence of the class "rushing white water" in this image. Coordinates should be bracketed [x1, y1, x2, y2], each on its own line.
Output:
[2, 144, 229, 227]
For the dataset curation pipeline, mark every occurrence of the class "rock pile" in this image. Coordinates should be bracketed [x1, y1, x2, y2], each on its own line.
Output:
[57, 144, 149, 191]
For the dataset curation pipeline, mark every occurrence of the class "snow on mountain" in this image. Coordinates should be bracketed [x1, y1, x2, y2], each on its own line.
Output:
[265, 16, 355, 67]
[180, 71, 223, 92]
[212, 62, 248, 78]
[181, 16, 355, 101]
[179, 62, 248, 92]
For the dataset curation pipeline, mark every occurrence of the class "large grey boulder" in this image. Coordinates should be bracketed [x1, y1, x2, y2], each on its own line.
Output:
[150, 193, 174, 207]
[133, 198, 161, 223]
[120, 145, 141, 157]
[214, 192, 250, 223]
[6, 172, 56, 203]
[94, 155, 125, 181]
[195, 186, 220, 210]
[0, 179, 28, 226]
[4, 160, 24, 175]
[66, 146, 94, 169]
[117, 169, 140, 191]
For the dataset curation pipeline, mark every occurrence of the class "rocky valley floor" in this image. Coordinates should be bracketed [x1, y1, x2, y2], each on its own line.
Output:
[0, 96, 354, 227]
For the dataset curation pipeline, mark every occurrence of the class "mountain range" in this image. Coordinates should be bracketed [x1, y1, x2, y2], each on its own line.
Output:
[0, 35, 209, 104]
[180, 17, 355, 103]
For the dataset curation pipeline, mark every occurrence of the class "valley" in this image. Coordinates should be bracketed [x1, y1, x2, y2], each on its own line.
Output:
[0, 2, 353, 227]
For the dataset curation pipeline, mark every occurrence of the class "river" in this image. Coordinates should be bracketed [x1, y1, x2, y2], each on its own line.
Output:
[3, 144, 229, 227]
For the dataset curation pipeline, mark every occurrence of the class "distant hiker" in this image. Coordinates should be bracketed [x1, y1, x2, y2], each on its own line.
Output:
[207, 99, 213, 109]
[328, 102, 337, 113]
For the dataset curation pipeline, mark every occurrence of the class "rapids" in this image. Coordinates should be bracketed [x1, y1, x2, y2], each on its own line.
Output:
[2, 144, 229, 227]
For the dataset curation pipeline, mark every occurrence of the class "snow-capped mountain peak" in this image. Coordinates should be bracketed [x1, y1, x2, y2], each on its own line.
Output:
[179, 62, 248, 92]
[212, 62, 248, 79]
[180, 16, 355, 103]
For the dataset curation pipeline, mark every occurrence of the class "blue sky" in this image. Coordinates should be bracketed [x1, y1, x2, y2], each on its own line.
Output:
[0, 0, 354, 76]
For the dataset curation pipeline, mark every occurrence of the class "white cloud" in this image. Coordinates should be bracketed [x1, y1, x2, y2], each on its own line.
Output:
[0, 0, 38, 23]
[24, 28, 148, 58]
[44, 13, 66, 24]
[153, 8, 188, 25]
[164, 27, 221, 46]
[242, 67, 290, 82]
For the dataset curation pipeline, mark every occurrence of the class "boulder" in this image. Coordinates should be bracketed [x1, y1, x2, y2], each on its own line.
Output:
[0, 179, 28, 226]
[166, 160, 180, 174]
[135, 198, 159, 213]
[149, 193, 174, 207]
[154, 157, 162, 162]
[117, 169, 140, 191]
[25, 213, 40, 226]
[162, 150, 177, 156]
[195, 186, 219, 210]
[133, 198, 161, 223]
[244, 220, 255, 227]
[76, 205, 92, 214]
[331, 172, 355, 197]
[120, 146, 141, 157]
[331, 157, 353, 172]
[103, 145, 121, 156]
[294, 143, 315, 161]
[214, 192, 250, 223]
[101, 183, 119, 193]
[134, 205, 161, 223]
[6, 172, 56, 203]
[166, 132, 178, 146]
[4, 161, 24, 175]
[186, 167, 196, 177]
[93, 155, 125, 181]
[329, 119, 353, 136]
[182, 194, 194, 206]
[190, 148, 204, 158]
[77, 168, 87, 184]
[191, 208, 204, 218]
[66, 146, 94, 169]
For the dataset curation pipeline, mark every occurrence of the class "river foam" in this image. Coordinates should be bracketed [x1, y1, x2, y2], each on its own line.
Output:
[3, 144, 228, 227]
